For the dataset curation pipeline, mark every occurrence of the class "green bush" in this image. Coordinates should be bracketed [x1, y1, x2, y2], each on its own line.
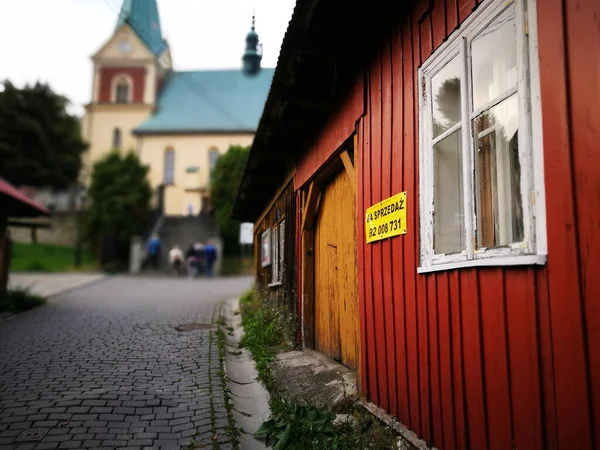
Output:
[83, 151, 151, 264]
[0, 288, 46, 313]
[210, 145, 249, 256]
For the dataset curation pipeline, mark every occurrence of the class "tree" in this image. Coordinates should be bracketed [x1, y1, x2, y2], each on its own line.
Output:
[83, 151, 151, 264]
[211, 145, 250, 256]
[0, 81, 87, 189]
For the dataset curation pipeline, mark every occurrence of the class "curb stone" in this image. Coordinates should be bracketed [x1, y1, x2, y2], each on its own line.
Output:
[222, 298, 271, 450]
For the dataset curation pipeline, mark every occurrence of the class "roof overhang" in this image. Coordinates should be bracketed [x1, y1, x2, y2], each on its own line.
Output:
[133, 128, 256, 136]
[0, 179, 51, 219]
[232, 0, 411, 222]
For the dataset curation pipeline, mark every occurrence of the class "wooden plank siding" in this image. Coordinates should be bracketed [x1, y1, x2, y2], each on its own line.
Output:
[314, 168, 360, 371]
[353, 0, 597, 448]
[291, 0, 599, 448]
[254, 179, 297, 318]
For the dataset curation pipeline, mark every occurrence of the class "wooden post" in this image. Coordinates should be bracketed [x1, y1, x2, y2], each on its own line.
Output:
[0, 215, 8, 298]
[340, 150, 356, 191]
[301, 228, 315, 349]
[300, 182, 322, 349]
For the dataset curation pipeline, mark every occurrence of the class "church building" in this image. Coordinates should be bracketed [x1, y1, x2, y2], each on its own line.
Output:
[81, 0, 273, 216]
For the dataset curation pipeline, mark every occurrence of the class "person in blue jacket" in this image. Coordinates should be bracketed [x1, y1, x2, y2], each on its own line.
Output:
[204, 240, 218, 277]
[147, 234, 161, 270]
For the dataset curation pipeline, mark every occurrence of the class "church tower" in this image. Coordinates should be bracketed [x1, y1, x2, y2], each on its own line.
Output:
[81, 0, 172, 181]
[242, 15, 263, 76]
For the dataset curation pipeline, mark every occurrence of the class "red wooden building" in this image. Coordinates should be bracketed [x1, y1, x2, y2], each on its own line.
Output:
[233, 0, 600, 448]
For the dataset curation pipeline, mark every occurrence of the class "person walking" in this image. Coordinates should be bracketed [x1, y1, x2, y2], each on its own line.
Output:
[185, 243, 198, 277]
[168, 245, 184, 276]
[146, 234, 161, 270]
[194, 242, 206, 275]
[204, 240, 218, 277]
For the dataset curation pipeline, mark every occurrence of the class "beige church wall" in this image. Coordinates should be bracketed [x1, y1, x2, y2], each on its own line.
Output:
[93, 24, 154, 62]
[138, 133, 255, 216]
[82, 106, 152, 182]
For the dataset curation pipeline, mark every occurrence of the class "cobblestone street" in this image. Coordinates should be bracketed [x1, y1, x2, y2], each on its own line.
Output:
[0, 275, 253, 450]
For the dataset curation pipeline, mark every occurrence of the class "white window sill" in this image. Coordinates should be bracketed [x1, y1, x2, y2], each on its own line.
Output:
[417, 254, 547, 274]
[268, 281, 283, 288]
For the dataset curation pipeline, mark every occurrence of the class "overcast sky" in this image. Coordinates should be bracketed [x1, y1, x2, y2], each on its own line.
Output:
[0, 0, 295, 115]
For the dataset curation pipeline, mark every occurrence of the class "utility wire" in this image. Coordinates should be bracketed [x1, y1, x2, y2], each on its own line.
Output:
[101, 0, 246, 128]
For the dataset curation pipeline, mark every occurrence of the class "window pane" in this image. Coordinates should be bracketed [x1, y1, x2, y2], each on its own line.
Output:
[471, 6, 517, 111]
[434, 129, 465, 254]
[473, 94, 523, 248]
[164, 150, 174, 184]
[432, 56, 462, 138]
[112, 128, 121, 149]
[116, 84, 129, 104]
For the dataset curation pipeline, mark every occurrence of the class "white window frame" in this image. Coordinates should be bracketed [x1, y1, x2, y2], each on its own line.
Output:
[418, 0, 547, 273]
[271, 226, 279, 284]
[261, 229, 271, 267]
[278, 220, 285, 282]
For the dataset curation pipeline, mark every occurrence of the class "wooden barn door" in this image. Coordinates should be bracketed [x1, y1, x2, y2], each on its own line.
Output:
[314, 168, 359, 371]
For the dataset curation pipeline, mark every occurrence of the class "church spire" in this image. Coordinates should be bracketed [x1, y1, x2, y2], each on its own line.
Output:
[242, 13, 262, 76]
[116, 0, 166, 56]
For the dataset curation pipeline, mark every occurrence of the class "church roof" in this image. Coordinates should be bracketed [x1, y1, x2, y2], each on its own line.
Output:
[116, 0, 167, 56]
[133, 69, 275, 134]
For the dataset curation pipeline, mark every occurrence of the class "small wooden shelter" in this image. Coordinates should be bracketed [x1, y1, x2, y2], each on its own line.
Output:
[0, 178, 51, 295]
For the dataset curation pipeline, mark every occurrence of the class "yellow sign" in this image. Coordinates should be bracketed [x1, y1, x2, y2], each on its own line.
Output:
[365, 192, 407, 244]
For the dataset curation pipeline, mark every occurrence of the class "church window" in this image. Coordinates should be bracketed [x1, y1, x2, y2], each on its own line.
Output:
[112, 128, 122, 149]
[164, 148, 175, 184]
[209, 147, 220, 184]
[114, 76, 132, 104]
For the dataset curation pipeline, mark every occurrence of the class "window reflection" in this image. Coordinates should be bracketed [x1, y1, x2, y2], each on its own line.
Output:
[432, 56, 462, 138]
[471, 7, 517, 111]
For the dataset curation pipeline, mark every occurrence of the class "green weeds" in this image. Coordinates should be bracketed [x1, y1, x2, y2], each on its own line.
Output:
[0, 288, 46, 313]
[238, 287, 398, 450]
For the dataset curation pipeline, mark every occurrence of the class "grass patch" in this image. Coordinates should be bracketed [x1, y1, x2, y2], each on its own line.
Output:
[239, 288, 398, 450]
[220, 257, 254, 276]
[0, 288, 46, 313]
[239, 289, 296, 390]
[10, 242, 96, 272]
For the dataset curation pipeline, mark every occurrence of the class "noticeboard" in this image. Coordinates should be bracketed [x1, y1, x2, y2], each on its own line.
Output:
[365, 192, 407, 244]
[239, 222, 254, 244]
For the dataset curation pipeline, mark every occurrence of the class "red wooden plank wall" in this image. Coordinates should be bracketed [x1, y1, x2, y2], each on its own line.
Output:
[294, 75, 364, 190]
[290, 0, 598, 448]
[348, 0, 599, 449]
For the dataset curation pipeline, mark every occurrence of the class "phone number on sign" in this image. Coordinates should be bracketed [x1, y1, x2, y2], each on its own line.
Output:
[367, 218, 403, 239]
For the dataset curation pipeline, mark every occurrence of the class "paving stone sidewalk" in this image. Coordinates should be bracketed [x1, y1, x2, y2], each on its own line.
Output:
[8, 273, 107, 298]
[0, 275, 253, 450]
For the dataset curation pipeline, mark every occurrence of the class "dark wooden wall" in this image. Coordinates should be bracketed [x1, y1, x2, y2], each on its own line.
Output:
[254, 179, 297, 316]
[294, 0, 600, 449]
[295, 75, 364, 190]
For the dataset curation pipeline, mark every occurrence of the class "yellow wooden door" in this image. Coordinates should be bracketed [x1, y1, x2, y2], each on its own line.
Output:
[314, 169, 359, 371]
